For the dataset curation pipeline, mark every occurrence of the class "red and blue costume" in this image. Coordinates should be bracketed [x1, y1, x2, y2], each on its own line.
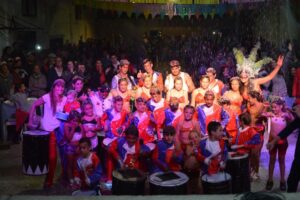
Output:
[197, 104, 229, 135]
[152, 140, 183, 173]
[73, 152, 103, 190]
[131, 111, 155, 144]
[101, 108, 129, 139]
[147, 99, 168, 140]
[222, 107, 239, 144]
[196, 138, 227, 175]
[164, 108, 183, 129]
[109, 137, 151, 170]
[235, 126, 261, 154]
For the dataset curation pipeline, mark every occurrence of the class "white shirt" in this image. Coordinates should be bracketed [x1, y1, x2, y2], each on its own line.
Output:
[165, 72, 189, 92]
[203, 105, 214, 116]
[205, 139, 221, 156]
[40, 93, 66, 131]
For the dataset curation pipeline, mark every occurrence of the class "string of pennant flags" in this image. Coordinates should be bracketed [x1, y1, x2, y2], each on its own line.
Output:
[74, 0, 266, 19]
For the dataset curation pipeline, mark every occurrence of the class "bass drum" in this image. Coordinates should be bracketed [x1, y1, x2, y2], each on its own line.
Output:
[201, 172, 232, 194]
[149, 171, 189, 195]
[22, 130, 49, 175]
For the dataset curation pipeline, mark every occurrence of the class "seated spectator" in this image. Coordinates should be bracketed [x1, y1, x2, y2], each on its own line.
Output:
[28, 64, 47, 98]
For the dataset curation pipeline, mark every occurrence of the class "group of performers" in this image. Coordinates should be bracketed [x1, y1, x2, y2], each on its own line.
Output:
[26, 43, 297, 194]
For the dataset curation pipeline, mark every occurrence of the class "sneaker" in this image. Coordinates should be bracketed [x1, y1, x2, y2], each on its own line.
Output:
[280, 181, 286, 191]
[265, 180, 273, 190]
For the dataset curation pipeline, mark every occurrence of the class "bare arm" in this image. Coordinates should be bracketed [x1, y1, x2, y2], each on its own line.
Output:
[185, 73, 195, 93]
[255, 55, 284, 85]
[28, 97, 45, 127]
[184, 90, 189, 106]
[191, 90, 196, 108]
[166, 90, 171, 102]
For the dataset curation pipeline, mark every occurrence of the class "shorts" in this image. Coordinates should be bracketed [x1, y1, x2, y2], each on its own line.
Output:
[269, 141, 288, 157]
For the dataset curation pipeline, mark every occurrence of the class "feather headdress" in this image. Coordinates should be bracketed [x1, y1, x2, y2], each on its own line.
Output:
[233, 42, 273, 77]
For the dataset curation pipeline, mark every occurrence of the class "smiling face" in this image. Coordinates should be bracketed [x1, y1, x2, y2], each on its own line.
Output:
[174, 79, 183, 91]
[200, 77, 210, 89]
[204, 94, 214, 107]
[171, 66, 180, 76]
[230, 79, 240, 92]
[144, 76, 152, 88]
[54, 83, 64, 96]
[136, 101, 146, 113]
[150, 88, 162, 103]
[73, 80, 83, 93]
[184, 107, 194, 121]
[120, 65, 129, 75]
[271, 103, 283, 115]
[239, 70, 250, 84]
[114, 101, 123, 112]
[83, 103, 93, 116]
[118, 80, 128, 93]
[143, 61, 153, 73]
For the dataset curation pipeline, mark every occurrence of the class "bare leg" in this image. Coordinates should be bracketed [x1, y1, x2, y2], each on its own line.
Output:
[268, 153, 276, 182]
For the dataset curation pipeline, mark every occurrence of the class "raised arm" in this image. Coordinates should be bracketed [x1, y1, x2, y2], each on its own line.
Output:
[255, 55, 284, 85]
[185, 73, 196, 93]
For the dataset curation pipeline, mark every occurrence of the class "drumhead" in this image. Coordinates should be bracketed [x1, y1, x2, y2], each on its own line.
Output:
[150, 171, 189, 187]
[103, 137, 117, 146]
[228, 152, 248, 160]
[55, 112, 69, 121]
[113, 169, 145, 182]
[202, 172, 231, 183]
[23, 130, 50, 136]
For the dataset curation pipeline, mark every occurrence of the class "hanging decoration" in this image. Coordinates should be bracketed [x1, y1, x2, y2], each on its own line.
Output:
[74, 0, 266, 20]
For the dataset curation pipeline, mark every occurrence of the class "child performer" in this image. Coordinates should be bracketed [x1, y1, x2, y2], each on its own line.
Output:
[152, 126, 183, 172]
[196, 121, 227, 175]
[62, 110, 82, 186]
[64, 90, 81, 114]
[147, 86, 168, 140]
[197, 90, 228, 135]
[73, 138, 103, 191]
[262, 98, 294, 191]
[101, 96, 129, 141]
[231, 112, 261, 154]
[81, 100, 101, 151]
[164, 97, 183, 128]
[101, 96, 129, 182]
[176, 105, 201, 151]
[218, 97, 239, 145]
[166, 77, 189, 110]
[89, 85, 112, 118]
[131, 97, 155, 149]
[108, 125, 151, 170]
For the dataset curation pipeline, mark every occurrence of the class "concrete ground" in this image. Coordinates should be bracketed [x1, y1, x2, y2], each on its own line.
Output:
[0, 131, 299, 196]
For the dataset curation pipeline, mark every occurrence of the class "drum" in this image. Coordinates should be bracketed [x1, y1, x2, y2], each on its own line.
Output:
[201, 172, 232, 194]
[22, 130, 49, 175]
[112, 169, 146, 195]
[226, 152, 250, 193]
[55, 112, 69, 121]
[149, 171, 189, 195]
